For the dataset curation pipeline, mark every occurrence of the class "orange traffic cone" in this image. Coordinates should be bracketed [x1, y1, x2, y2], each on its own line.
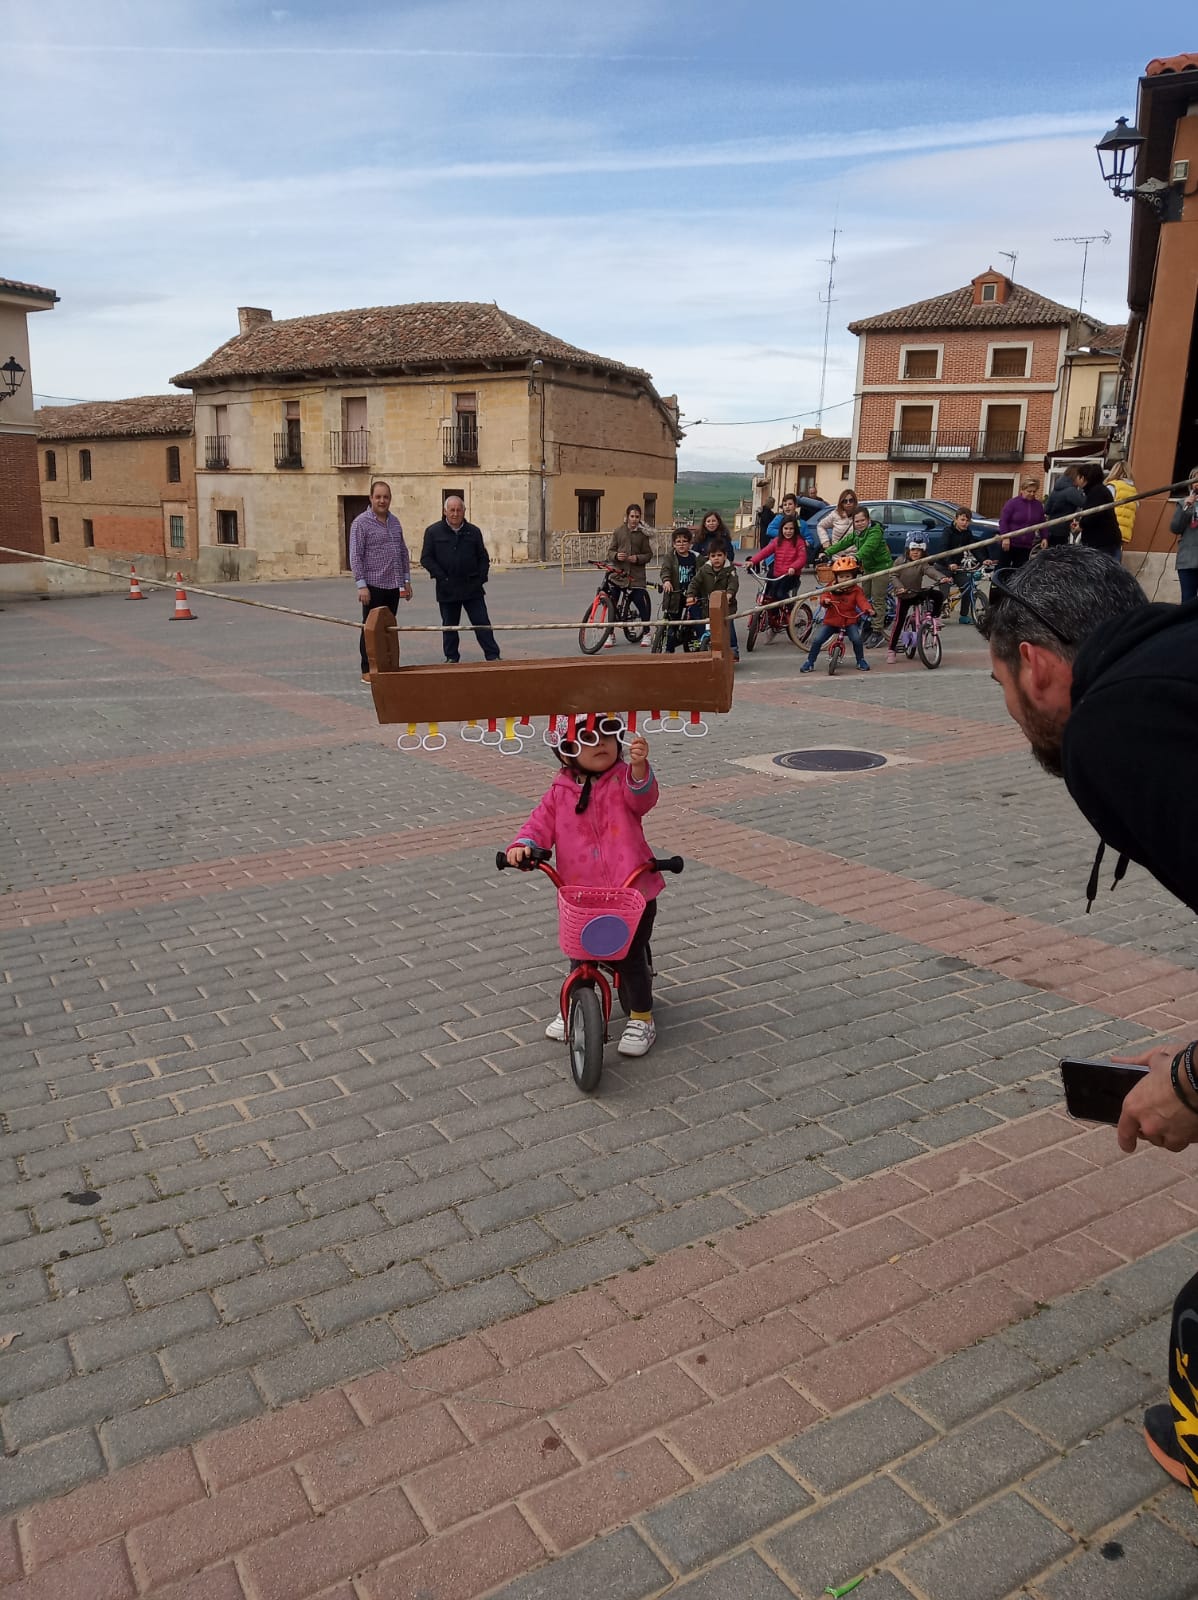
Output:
[168, 574, 196, 621]
[127, 564, 145, 600]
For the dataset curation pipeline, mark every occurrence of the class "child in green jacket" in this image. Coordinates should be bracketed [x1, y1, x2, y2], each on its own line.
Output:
[687, 546, 740, 660]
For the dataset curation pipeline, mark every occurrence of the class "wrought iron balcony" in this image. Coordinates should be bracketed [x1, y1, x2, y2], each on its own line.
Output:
[442, 419, 479, 467]
[273, 431, 303, 469]
[887, 428, 1026, 462]
[204, 434, 229, 470]
[330, 428, 370, 468]
[1076, 405, 1115, 439]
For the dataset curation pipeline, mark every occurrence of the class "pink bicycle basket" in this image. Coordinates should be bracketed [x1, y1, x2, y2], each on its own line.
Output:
[556, 884, 646, 962]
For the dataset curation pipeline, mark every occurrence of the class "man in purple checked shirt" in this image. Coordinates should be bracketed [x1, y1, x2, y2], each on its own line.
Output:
[351, 481, 411, 684]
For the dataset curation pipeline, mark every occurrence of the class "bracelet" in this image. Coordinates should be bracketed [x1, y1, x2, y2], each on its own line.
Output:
[1171, 1051, 1198, 1115]
[1184, 1041, 1198, 1100]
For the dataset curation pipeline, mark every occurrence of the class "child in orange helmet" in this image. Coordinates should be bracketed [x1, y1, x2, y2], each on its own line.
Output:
[799, 554, 875, 672]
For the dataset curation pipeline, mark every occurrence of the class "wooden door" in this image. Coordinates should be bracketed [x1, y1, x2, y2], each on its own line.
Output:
[341, 496, 370, 571]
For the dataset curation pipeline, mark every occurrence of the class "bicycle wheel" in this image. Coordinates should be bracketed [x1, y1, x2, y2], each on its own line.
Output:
[787, 600, 815, 648]
[972, 588, 989, 630]
[650, 619, 667, 654]
[622, 597, 649, 645]
[917, 620, 943, 669]
[567, 984, 604, 1093]
[827, 638, 842, 676]
[578, 593, 614, 654]
[746, 611, 762, 653]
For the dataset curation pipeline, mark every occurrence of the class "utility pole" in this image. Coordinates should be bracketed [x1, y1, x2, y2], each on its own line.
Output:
[1053, 231, 1110, 315]
[816, 226, 840, 428]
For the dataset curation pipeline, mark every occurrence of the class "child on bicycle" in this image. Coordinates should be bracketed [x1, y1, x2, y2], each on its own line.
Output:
[800, 553, 873, 672]
[687, 545, 740, 660]
[506, 722, 662, 1058]
[658, 526, 701, 654]
[886, 539, 953, 662]
[747, 515, 807, 605]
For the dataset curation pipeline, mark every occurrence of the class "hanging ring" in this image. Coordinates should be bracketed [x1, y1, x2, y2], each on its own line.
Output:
[557, 737, 582, 759]
[663, 712, 686, 732]
[460, 722, 484, 743]
[683, 718, 709, 738]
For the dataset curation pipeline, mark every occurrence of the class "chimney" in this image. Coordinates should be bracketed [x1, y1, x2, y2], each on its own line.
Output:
[801, 427, 823, 439]
[237, 307, 273, 335]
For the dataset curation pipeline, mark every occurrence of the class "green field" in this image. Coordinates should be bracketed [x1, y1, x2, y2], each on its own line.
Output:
[673, 471, 754, 524]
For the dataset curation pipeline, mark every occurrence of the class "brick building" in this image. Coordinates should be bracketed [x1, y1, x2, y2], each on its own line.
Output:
[756, 429, 851, 510]
[848, 270, 1097, 517]
[36, 396, 197, 574]
[0, 276, 58, 583]
[171, 303, 681, 579]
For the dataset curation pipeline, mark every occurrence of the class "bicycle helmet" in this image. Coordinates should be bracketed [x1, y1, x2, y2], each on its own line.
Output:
[830, 554, 859, 576]
[906, 539, 927, 555]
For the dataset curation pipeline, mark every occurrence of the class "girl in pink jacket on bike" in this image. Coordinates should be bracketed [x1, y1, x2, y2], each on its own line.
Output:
[507, 721, 661, 1057]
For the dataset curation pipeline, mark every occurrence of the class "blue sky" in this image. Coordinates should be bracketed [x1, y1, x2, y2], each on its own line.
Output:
[7, 0, 1194, 469]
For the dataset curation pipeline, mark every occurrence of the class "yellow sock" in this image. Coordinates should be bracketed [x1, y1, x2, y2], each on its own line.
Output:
[630, 1010, 652, 1022]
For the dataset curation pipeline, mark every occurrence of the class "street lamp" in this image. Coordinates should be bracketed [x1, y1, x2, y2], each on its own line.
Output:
[1096, 116, 1183, 221]
[0, 355, 26, 403]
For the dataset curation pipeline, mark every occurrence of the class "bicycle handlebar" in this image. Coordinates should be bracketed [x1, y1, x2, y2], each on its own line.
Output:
[649, 855, 685, 874]
[495, 845, 553, 871]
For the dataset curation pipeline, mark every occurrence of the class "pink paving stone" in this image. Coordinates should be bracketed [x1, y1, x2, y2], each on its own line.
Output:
[238, 1485, 424, 1600]
[450, 1349, 606, 1442]
[996, 1234, 1126, 1301]
[901, 1142, 1010, 1190]
[679, 1311, 826, 1397]
[793, 1326, 932, 1413]
[479, 1288, 622, 1369]
[298, 1401, 469, 1510]
[347, 1337, 501, 1423]
[797, 1264, 926, 1342]
[1166, 1172, 1198, 1213]
[361, 1505, 547, 1600]
[1, 1520, 23, 1585]
[713, 1207, 837, 1270]
[664, 1376, 821, 1476]
[524, 1438, 694, 1553]
[1069, 1152, 1183, 1210]
[134, 1566, 247, 1600]
[578, 1297, 724, 1381]
[985, 1146, 1097, 1201]
[809, 1170, 929, 1228]
[896, 1276, 1036, 1356]
[551, 1363, 709, 1462]
[2, 1543, 136, 1600]
[605, 1244, 733, 1313]
[126, 1468, 311, 1592]
[897, 1180, 1014, 1240]
[1084, 1193, 1198, 1258]
[803, 1216, 929, 1283]
[23, 1446, 205, 1568]
[196, 1390, 362, 1491]
[903, 1224, 1024, 1293]
[987, 1185, 1111, 1251]
[979, 1111, 1080, 1160]
[406, 1421, 578, 1532]
[696, 1256, 829, 1330]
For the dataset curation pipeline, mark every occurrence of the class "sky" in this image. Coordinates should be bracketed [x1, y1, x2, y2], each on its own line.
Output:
[5, 0, 1194, 472]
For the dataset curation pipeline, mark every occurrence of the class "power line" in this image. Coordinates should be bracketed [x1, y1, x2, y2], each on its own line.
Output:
[687, 396, 854, 428]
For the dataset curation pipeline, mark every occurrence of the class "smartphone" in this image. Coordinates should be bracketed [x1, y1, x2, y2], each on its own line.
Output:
[1060, 1058, 1148, 1125]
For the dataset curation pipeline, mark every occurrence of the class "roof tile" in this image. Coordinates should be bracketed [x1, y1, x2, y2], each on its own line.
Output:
[36, 395, 193, 441]
[848, 278, 1082, 334]
[757, 436, 851, 464]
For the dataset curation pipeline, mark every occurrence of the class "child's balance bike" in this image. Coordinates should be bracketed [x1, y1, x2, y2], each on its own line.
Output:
[495, 845, 684, 1092]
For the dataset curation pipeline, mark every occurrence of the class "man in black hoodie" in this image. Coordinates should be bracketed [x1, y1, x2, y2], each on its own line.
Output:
[420, 496, 501, 663]
[979, 544, 1198, 1495]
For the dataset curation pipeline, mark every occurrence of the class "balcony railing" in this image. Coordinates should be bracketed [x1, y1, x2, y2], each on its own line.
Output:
[330, 428, 370, 468]
[204, 434, 229, 469]
[442, 419, 479, 467]
[888, 428, 1026, 462]
[273, 432, 303, 469]
[1076, 405, 1116, 439]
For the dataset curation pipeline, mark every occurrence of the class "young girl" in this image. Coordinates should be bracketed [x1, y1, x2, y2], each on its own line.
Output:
[507, 723, 662, 1057]
[747, 514, 807, 603]
[692, 510, 735, 562]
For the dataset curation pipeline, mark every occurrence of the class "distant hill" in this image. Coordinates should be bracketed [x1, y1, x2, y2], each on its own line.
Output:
[673, 471, 754, 523]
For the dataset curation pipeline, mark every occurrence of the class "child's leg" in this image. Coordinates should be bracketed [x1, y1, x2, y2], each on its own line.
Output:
[804, 622, 833, 666]
[847, 623, 867, 665]
[728, 618, 738, 653]
[889, 595, 913, 651]
[614, 900, 657, 1016]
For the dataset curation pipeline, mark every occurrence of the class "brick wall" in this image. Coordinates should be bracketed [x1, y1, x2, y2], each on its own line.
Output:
[0, 433, 45, 564]
[40, 433, 197, 564]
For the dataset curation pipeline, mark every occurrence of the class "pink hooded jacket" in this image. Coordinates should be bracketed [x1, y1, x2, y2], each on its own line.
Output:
[511, 760, 663, 899]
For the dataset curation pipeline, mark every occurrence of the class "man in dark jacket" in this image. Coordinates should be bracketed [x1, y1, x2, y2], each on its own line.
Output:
[1043, 471, 1084, 545]
[420, 496, 500, 662]
[979, 545, 1198, 1496]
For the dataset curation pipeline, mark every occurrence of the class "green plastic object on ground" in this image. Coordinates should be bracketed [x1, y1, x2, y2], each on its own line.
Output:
[824, 1580, 864, 1598]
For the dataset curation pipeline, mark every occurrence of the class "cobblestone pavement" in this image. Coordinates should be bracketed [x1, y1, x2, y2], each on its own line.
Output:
[1, 569, 1196, 1598]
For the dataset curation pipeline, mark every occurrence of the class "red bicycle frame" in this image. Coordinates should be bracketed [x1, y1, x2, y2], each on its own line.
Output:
[531, 858, 657, 1038]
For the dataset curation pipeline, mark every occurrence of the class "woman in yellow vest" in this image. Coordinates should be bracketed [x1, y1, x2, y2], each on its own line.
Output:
[1105, 462, 1136, 548]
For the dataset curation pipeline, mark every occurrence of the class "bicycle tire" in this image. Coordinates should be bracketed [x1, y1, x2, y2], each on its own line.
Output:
[746, 612, 761, 653]
[568, 984, 604, 1093]
[622, 598, 650, 645]
[827, 639, 842, 676]
[917, 619, 943, 669]
[578, 594, 614, 654]
[972, 589, 989, 630]
[650, 620, 666, 654]
[787, 600, 815, 648]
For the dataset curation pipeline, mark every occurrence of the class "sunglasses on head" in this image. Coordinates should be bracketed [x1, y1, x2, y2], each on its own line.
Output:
[987, 572, 1073, 647]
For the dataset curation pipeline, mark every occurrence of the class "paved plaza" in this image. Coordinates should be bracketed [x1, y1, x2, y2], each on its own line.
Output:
[1, 567, 1197, 1599]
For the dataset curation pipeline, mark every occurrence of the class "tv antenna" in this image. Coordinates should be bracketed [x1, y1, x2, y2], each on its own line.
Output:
[816, 225, 841, 427]
[1053, 231, 1110, 315]
[998, 249, 1018, 276]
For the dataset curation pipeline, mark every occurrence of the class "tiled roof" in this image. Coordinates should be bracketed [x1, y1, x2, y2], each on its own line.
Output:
[35, 396, 193, 441]
[0, 276, 58, 302]
[172, 302, 649, 387]
[848, 279, 1081, 333]
[1077, 323, 1126, 354]
[1145, 53, 1198, 76]
[758, 435, 851, 465]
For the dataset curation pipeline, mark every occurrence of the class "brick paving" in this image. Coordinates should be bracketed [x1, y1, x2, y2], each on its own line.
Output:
[2, 571, 1196, 1597]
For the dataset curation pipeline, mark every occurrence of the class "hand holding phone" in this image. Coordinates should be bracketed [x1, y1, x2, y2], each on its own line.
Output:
[1060, 1057, 1148, 1125]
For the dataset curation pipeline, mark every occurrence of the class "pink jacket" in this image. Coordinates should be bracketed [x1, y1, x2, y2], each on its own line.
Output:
[751, 535, 808, 579]
[511, 761, 663, 899]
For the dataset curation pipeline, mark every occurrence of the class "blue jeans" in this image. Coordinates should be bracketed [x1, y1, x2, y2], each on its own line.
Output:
[806, 622, 864, 667]
[1180, 567, 1198, 604]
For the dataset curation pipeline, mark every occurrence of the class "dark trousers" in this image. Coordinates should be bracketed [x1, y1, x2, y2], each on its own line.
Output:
[439, 594, 500, 661]
[1179, 568, 1198, 605]
[571, 897, 657, 1015]
[359, 586, 399, 674]
[1169, 1269, 1198, 1495]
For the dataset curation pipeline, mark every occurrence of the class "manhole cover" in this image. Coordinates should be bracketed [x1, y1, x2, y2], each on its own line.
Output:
[772, 748, 888, 772]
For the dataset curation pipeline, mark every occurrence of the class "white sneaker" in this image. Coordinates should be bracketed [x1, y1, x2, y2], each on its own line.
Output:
[603, 637, 615, 649]
[545, 1014, 566, 1041]
[640, 635, 651, 648]
[617, 1018, 656, 1057]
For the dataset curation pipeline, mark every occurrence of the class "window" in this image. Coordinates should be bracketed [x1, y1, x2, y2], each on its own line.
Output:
[446, 393, 478, 466]
[49, 516, 60, 543]
[44, 449, 57, 481]
[166, 445, 181, 483]
[337, 397, 369, 467]
[902, 348, 940, 380]
[169, 515, 185, 549]
[989, 346, 1029, 378]
[217, 510, 239, 545]
[643, 493, 658, 527]
[981, 282, 997, 302]
[841, 462, 851, 479]
[893, 478, 929, 500]
[796, 469, 816, 496]
[576, 490, 602, 533]
[82, 518, 94, 547]
[442, 487, 465, 508]
[79, 449, 92, 481]
[977, 476, 1015, 518]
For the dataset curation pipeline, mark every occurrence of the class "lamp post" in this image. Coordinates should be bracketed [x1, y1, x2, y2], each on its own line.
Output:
[1096, 116, 1183, 222]
[0, 356, 26, 404]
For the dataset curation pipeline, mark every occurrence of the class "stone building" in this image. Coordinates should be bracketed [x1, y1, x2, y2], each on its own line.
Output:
[36, 396, 197, 576]
[0, 275, 57, 587]
[171, 303, 681, 579]
[755, 429, 851, 511]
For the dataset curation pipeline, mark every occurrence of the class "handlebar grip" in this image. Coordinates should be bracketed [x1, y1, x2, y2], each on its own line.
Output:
[497, 845, 553, 872]
[650, 856, 684, 874]
[494, 851, 510, 871]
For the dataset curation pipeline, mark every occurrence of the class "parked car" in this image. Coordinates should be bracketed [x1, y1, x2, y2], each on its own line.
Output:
[797, 497, 999, 560]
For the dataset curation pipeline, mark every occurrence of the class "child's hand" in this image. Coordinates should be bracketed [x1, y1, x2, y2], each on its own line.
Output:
[662, 580, 673, 593]
[506, 845, 531, 867]
[628, 736, 649, 778]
